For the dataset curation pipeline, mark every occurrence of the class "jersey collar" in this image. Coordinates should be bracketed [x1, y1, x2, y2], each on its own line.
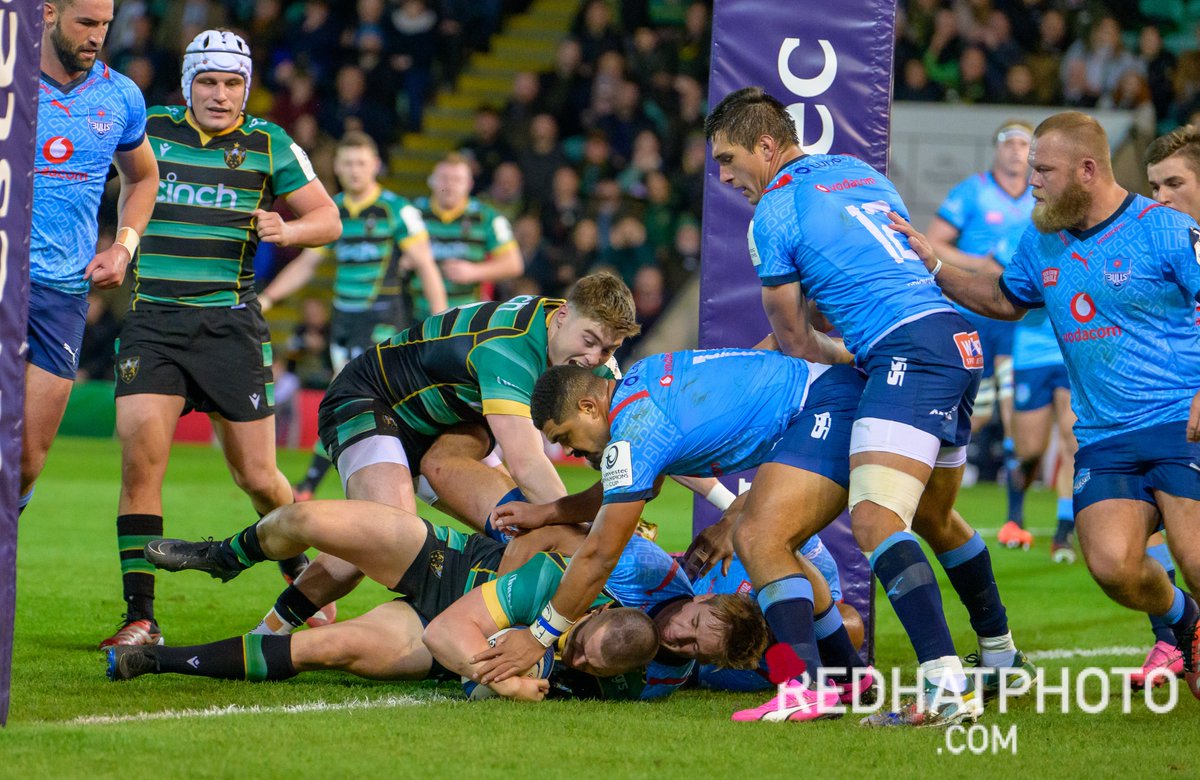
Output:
[1065, 191, 1135, 242]
[184, 109, 246, 146]
[343, 184, 384, 218]
[40, 61, 98, 94]
[430, 197, 469, 223]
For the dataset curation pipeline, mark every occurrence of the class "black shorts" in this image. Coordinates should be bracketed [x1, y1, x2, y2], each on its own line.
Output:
[330, 306, 405, 371]
[391, 520, 506, 622]
[114, 306, 274, 422]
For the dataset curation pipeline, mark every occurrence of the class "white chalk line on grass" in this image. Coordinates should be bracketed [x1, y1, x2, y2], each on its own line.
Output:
[68, 693, 442, 726]
[1024, 646, 1144, 662]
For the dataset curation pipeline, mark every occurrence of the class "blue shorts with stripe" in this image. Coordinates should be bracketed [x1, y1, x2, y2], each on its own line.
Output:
[1014, 364, 1069, 412]
[765, 365, 865, 488]
[27, 282, 88, 379]
[1073, 420, 1200, 515]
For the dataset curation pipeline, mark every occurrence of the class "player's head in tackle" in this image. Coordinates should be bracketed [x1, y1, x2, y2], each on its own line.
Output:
[555, 605, 659, 677]
[1028, 111, 1116, 233]
[704, 86, 799, 205]
[182, 29, 253, 134]
[44, 0, 114, 80]
[333, 131, 383, 199]
[547, 272, 640, 370]
[530, 363, 620, 465]
[992, 119, 1034, 179]
[1145, 124, 1200, 222]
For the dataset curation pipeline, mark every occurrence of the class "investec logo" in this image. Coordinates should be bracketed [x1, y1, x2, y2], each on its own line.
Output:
[776, 37, 840, 154]
[157, 172, 238, 208]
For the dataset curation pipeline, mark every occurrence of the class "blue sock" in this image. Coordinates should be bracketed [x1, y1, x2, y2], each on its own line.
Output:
[484, 487, 527, 543]
[936, 531, 1009, 638]
[814, 603, 863, 672]
[1053, 498, 1074, 543]
[1003, 439, 1024, 525]
[757, 574, 820, 683]
[870, 531, 956, 664]
[1159, 588, 1198, 651]
[17, 488, 33, 517]
[1147, 544, 1179, 645]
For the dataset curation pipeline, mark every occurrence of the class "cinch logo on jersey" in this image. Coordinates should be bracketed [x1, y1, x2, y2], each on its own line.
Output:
[157, 172, 238, 208]
[814, 176, 876, 193]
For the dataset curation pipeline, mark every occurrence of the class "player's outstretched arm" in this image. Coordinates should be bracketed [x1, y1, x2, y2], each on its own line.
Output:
[474, 499, 644, 685]
[86, 137, 158, 288]
[761, 283, 855, 365]
[403, 234, 449, 314]
[889, 211, 1025, 321]
[926, 216, 1004, 274]
[493, 480, 605, 534]
[258, 247, 324, 312]
[487, 414, 568, 504]
[424, 588, 549, 701]
[256, 179, 342, 248]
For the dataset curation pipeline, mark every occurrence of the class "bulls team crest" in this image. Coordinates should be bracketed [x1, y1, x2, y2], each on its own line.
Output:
[224, 143, 247, 169]
[88, 108, 114, 136]
[118, 356, 140, 384]
[1103, 256, 1131, 288]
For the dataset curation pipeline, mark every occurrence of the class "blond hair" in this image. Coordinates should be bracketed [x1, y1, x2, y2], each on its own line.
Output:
[567, 272, 639, 339]
[1034, 111, 1113, 175]
[1145, 125, 1200, 178]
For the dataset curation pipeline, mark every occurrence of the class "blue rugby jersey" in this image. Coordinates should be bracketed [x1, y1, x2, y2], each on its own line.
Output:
[599, 350, 824, 505]
[1001, 193, 1200, 446]
[749, 154, 954, 358]
[1012, 308, 1064, 370]
[936, 172, 1035, 266]
[32, 61, 147, 294]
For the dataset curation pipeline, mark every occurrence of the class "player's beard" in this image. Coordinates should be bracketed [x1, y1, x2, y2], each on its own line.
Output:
[1032, 179, 1092, 233]
[50, 21, 96, 75]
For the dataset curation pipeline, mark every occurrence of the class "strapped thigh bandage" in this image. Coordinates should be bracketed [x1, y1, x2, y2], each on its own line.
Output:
[849, 464, 927, 528]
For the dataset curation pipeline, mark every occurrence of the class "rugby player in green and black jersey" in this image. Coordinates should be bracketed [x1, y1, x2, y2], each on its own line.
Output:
[247, 272, 640, 637]
[257, 130, 449, 501]
[411, 153, 524, 319]
[103, 30, 341, 649]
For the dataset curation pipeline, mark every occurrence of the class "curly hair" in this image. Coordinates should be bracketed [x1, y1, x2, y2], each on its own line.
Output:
[567, 272, 640, 339]
[707, 593, 771, 670]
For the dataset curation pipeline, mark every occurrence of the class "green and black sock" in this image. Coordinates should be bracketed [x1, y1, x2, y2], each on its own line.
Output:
[151, 634, 296, 681]
[117, 514, 163, 622]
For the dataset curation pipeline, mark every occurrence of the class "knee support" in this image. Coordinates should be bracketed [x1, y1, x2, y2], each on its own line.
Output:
[974, 376, 997, 420]
[849, 464, 926, 528]
[996, 359, 1014, 401]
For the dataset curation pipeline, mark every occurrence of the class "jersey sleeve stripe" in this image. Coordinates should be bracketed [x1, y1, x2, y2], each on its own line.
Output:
[760, 271, 801, 286]
[998, 276, 1043, 309]
[608, 390, 650, 423]
[480, 581, 510, 629]
[116, 132, 145, 152]
[601, 488, 657, 504]
[482, 399, 531, 417]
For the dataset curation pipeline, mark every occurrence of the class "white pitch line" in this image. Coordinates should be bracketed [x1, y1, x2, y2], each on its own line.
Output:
[68, 693, 439, 726]
[1024, 646, 1144, 662]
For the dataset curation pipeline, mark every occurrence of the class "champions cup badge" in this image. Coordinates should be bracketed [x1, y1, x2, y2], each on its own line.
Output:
[1103, 256, 1131, 288]
[88, 108, 114, 136]
[224, 143, 247, 169]
[118, 356, 140, 384]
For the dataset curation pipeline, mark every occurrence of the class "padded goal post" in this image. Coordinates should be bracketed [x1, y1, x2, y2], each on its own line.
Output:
[697, 0, 898, 665]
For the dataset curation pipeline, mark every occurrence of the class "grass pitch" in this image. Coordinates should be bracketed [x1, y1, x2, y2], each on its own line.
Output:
[3, 437, 1198, 779]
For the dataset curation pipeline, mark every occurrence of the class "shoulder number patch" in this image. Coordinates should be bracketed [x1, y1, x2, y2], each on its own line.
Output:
[601, 440, 633, 491]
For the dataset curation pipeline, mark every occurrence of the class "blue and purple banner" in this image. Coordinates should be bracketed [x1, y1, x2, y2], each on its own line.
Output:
[698, 0, 897, 663]
[1, 0, 42, 727]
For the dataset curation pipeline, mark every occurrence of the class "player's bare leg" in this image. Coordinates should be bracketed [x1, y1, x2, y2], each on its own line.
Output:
[211, 415, 293, 514]
[729, 463, 859, 721]
[420, 423, 520, 532]
[19, 363, 75, 514]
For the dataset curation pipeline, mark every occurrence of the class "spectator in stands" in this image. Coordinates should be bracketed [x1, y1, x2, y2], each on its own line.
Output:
[513, 214, 554, 296]
[1138, 25, 1177, 124]
[573, 0, 623, 76]
[595, 80, 653, 164]
[675, 2, 710, 82]
[541, 165, 586, 249]
[577, 130, 618, 197]
[627, 27, 674, 92]
[980, 9, 1024, 94]
[923, 8, 965, 91]
[392, 0, 438, 130]
[121, 55, 170, 108]
[895, 57, 946, 102]
[1025, 7, 1070, 104]
[461, 105, 516, 191]
[290, 113, 337, 192]
[1062, 56, 1100, 108]
[76, 292, 121, 383]
[605, 216, 654, 287]
[537, 38, 590, 138]
[485, 162, 526, 221]
[642, 171, 676, 260]
[672, 132, 706, 220]
[502, 71, 542, 150]
[615, 264, 666, 365]
[1106, 69, 1157, 139]
[950, 45, 991, 103]
[661, 74, 705, 164]
[999, 62, 1039, 105]
[285, 0, 343, 84]
[558, 218, 602, 292]
[319, 64, 395, 150]
[519, 114, 569, 210]
[590, 178, 625, 252]
[1060, 14, 1140, 108]
[664, 217, 700, 293]
[617, 129, 663, 200]
[270, 69, 319, 134]
[246, 0, 285, 70]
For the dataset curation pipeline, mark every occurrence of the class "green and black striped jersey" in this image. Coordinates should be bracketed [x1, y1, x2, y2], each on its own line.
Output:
[326, 187, 427, 314]
[410, 196, 517, 319]
[132, 107, 316, 309]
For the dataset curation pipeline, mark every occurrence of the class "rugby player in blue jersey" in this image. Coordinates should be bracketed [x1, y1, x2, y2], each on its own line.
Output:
[895, 111, 1200, 699]
[927, 121, 1037, 548]
[21, 0, 158, 518]
[699, 87, 1026, 725]
[475, 349, 876, 721]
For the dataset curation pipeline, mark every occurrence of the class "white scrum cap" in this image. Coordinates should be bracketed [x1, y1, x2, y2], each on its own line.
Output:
[182, 29, 252, 110]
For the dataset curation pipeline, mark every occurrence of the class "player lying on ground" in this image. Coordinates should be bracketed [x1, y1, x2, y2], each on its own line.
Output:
[131, 501, 767, 700]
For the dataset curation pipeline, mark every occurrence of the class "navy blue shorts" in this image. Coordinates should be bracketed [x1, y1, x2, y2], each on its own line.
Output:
[960, 310, 1015, 379]
[766, 365, 866, 488]
[1014, 364, 1070, 412]
[857, 312, 983, 449]
[27, 282, 89, 379]
[1073, 420, 1200, 514]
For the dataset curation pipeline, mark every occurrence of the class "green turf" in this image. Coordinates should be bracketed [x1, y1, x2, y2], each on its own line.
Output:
[3, 437, 1197, 778]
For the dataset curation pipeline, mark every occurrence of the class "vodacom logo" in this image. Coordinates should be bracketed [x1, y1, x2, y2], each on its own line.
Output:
[42, 136, 74, 164]
[1070, 292, 1096, 323]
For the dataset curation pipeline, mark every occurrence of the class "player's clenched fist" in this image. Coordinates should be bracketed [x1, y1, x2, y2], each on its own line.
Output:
[84, 244, 132, 289]
[252, 208, 294, 246]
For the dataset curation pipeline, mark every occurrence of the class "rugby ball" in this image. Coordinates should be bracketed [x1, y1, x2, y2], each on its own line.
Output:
[461, 627, 555, 700]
